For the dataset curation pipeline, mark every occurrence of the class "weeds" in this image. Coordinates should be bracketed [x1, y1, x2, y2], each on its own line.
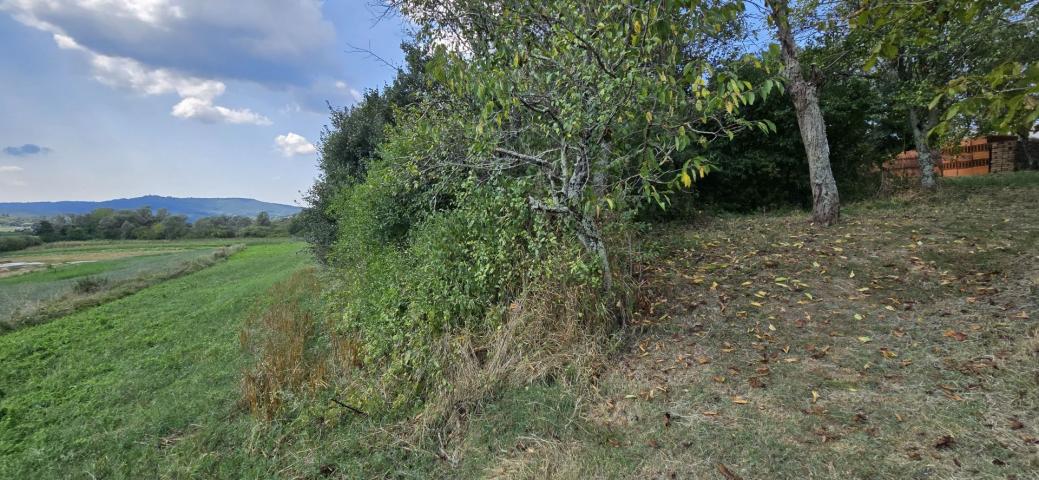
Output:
[71, 276, 109, 294]
[239, 267, 360, 420]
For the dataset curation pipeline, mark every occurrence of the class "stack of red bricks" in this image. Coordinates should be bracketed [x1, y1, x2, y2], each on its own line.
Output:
[990, 139, 1017, 173]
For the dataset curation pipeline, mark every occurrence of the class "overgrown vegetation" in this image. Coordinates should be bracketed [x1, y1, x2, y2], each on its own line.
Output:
[286, 0, 1038, 451]
[3, 1, 1036, 478]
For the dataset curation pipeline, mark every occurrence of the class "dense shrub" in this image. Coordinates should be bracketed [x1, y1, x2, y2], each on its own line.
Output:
[0, 235, 43, 252]
[327, 160, 601, 407]
[72, 276, 109, 294]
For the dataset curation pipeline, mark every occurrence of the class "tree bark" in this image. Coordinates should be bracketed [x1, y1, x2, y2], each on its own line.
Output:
[766, 0, 840, 225]
[908, 108, 938, 189]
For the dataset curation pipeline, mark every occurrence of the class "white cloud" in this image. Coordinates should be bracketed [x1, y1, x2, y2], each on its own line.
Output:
[90, 0, 184, 24]
[334, 81, 363, 102]
[90, 54, 225, 100]
[4, 2, 274, 126]
[0, 166, 25, 173]
[172, 98, 271, 125]
[3, 0, 337, 84]
[274, 133, 316, 157]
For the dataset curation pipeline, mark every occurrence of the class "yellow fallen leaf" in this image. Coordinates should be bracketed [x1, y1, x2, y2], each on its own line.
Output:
[768, 323, 776, 331]
[732, 396, 749, 405]
[849, 271, 856, 278]
[811, 390, 819, 403]
[857, 336, 872, 343]
[854, 313, 864, 321]
[750, 301, 763, 307]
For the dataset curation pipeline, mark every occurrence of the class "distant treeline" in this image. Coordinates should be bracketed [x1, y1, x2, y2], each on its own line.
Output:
[18, 207, 302, 244]
[0, 234, 43, 252]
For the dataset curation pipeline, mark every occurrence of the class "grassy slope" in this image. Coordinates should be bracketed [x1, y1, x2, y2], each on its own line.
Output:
[444, 173, 1039, 479]
[0, 242, 309, 478]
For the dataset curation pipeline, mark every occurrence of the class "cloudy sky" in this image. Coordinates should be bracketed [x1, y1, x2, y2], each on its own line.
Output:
[0, 0, 408, 205]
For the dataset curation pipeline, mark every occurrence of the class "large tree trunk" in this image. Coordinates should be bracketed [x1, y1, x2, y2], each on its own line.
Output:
[766, 0, 840, 225]
[908, 108, 938, 189]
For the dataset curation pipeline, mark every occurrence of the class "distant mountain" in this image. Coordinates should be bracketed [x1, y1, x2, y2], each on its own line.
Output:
[0, 196, 301, 221]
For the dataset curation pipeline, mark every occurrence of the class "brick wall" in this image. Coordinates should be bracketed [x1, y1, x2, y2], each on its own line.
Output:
[990, 140, 1016, 173]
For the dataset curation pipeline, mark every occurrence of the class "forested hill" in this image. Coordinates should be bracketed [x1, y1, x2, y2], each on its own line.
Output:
[0, 196, 300, 221]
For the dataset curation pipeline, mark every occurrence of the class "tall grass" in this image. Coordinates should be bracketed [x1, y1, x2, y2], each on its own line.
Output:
[239, 267, 360, 420]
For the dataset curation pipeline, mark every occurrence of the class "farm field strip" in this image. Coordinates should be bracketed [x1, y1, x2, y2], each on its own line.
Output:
[0, 241, 310, 478]
[0, 247, 230, 321]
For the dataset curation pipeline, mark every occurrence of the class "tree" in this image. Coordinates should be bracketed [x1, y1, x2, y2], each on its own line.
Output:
[299, 45, 429, 261]
[763, 0, 842, 224]
[397, 0, 769, 288]
[255, 211, 271, 227]
[852, 0, 1039, 187]
[31, 220, 55, 241]
[158, 215, 190, 239]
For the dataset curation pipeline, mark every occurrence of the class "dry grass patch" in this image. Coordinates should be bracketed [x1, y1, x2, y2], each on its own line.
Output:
[239, 267, 361, 420]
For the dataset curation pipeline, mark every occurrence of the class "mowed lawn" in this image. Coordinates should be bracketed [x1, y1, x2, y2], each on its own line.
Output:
[0, 242, 310, 478]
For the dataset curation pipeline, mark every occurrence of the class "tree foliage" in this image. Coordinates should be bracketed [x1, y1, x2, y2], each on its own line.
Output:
[30, 208, 294, 242]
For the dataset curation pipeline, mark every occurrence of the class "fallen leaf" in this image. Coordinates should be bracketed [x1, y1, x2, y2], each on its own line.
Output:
[811, 390, 819, 404]
[717, 463, 744, 480]
[857, 336, 872, 343]
[943, 330, 968, 342]
[934, 435, 956, 450]
[732, 396, 749, 405]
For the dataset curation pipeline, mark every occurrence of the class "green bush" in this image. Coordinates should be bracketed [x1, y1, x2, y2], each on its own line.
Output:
[0, 235, 43, 252]
[72, 276, 110, 294]
[328, 162, 596, 407]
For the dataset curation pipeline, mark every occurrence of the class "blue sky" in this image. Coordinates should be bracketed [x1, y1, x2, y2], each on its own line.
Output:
[0, 1, 409, 205]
